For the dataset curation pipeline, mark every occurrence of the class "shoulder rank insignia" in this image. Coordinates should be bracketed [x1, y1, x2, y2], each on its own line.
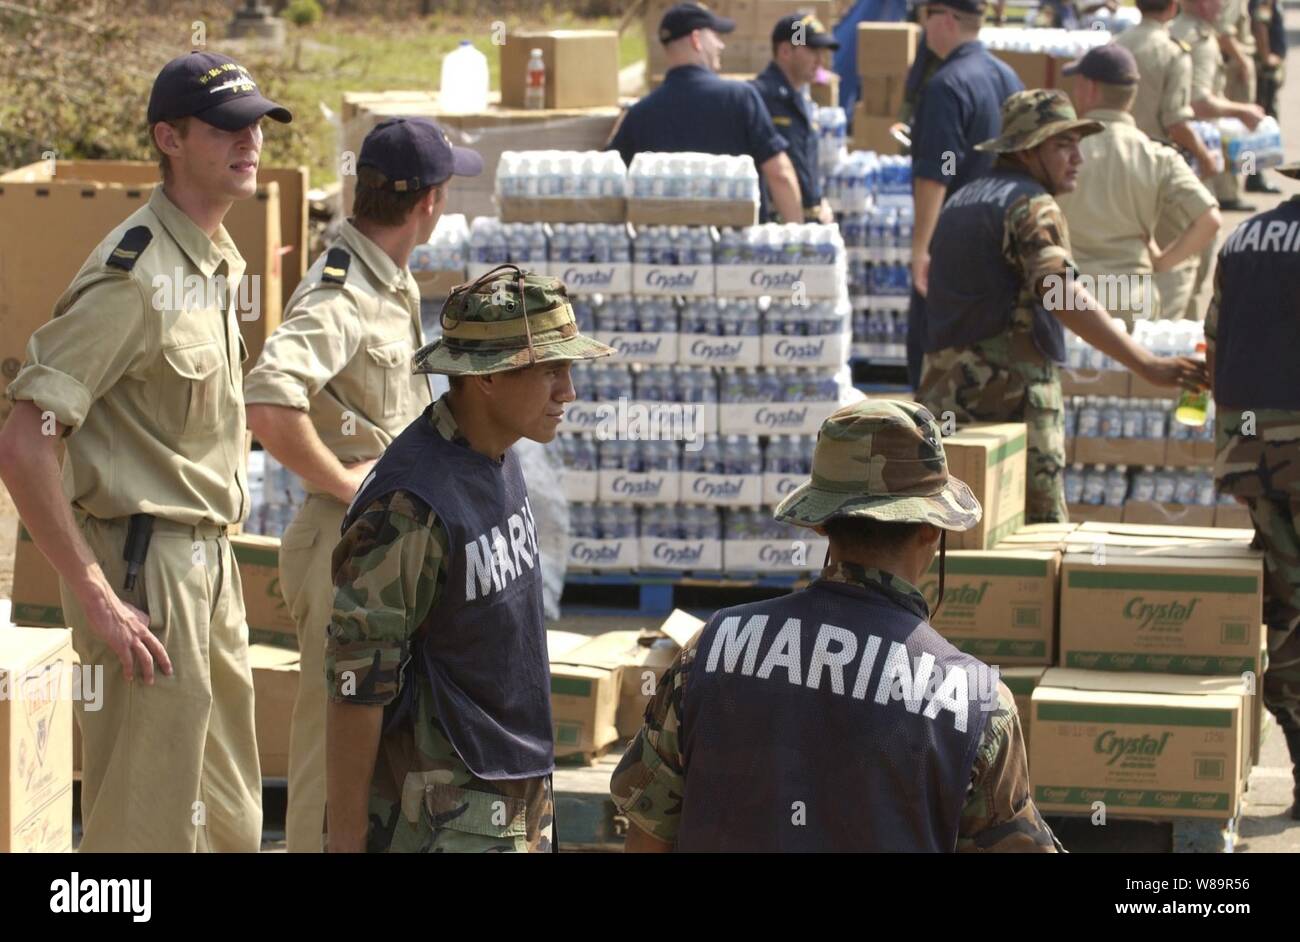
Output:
[1175, 38, 1191, 53]
[105, 225, 153, 272]
[321, 246, 351, 285]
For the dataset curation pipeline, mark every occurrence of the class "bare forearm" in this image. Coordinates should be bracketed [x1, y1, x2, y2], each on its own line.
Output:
[623, 821, 674, 853]
[912, 178, 946, 256]
[325, 700, 384, 852]
[760, 153, 804, 224]
[1054, 288, 1154, 375]
[247, 404, 356, 503]
[0, 402, 110, 604]
[1155, 207, 1221, 272]
[1167, 121, 1215, 172]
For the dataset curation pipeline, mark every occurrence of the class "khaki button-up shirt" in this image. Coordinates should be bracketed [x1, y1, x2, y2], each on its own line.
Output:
[1057, 109, 1217, 321]
[1171, 12, 1226, 102]
[242, 221, 431, 496]
[6, 188, 250, 526]
[1116, 18, 1196, 142]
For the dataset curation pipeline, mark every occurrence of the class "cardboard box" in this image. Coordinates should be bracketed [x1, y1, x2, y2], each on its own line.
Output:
[679, 333, 763, 367]
[717, 398, 840, 435]
[995, 522, 1079, 551]
[497, 195, 626, 225]
[715, 263, 843, 298]
[631, 262, 717, 297]
[991, 49, 1056, 90]
[639, 537, 724, 571]
[1031, 669, 1245, 819]
[11, 526, 64, 629]
[811, 73, 840, 108]
[499, 30, 620, 110]
[594, 330, 678, 364]
[1058, 542, 1263, 674]
[1059, 367, 1130, 398]
[0, 160, 301, 410]
[566, 536, 639, 571]
[857, 76, 904, 117]
[1122, 502, 1216, 528]
[0, 627, 74, 852]
[1128, 372, 1181, 401]
[231, 533, 297, 649]
[1067, 502, 1125, 524]
[754, 0, 836, 37]
[856, 22, 920, 77]
[943, 423, 1028, 550]
[413, 269, 465, 300]
[547, 630, 592, 662]
[249, 644, 299, 780]
[1066, 521, 1257, 549]
[550, 663, 620, 758]
[1164, 439, 1206, 468]
[549, 261, 633, 295]
[627, 198, 758, 228]
[599, 468, 682, 504]
[1073, 437, 1166, 467]
[760, 331, 850, 368]
[923, 550, 1059, 665]
[1214, 503, 1253, 529]
[850, 109, 904, 155]
[681, 472, 764, 506]
[1001, 666, 1047, 757]
[719, 38, 773, 75]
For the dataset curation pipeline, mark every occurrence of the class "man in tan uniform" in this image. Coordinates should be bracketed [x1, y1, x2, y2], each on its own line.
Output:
[1057, 45, 1221, 325]
[243, 118, 482, 852]
[1215, 0, 1263, 202]
[0, 52, 291, 852]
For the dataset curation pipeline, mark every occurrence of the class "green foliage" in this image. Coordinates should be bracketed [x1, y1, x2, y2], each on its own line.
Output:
[285, 0, 324, 27]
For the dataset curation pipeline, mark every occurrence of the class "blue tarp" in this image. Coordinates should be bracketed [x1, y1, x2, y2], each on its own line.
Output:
[832, 0, 911, 111]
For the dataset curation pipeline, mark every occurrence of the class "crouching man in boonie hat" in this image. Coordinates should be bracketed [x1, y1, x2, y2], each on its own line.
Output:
[324, 267, 614, 853]
[611, 399, 1063, 852]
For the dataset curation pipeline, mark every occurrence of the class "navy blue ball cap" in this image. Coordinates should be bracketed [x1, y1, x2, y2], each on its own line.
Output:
[925, 0, 988, 14]
[148, 52, 292, 130]
[358, 118, 484, 191]
[659, 2, 735, 44]
[772, 12, 840, 49]
[1062, 43, 1140, 85]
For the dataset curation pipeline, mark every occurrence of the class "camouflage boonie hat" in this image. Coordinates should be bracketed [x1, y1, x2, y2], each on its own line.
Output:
[975, 89, 1104, 154]
[414, 265, 615, 376]
[773, 399, 982, 532]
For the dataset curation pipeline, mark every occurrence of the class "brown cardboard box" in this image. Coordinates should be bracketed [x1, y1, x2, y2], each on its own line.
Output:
[1058, 539, 1263, 674]
[231, 533, 297, 649]
[1128, 372, 1181, 400]
[1121, 502, 1216, 528]
[943, 423, 1028, 550]
[857, 76, 904, 117]
[0, 626, 74, 852]
[1214, 503, 1253, 529]
[1001, 666, 1046, 757]
[1073, 437, 1166, 467]
[995, 522, 1079, 551]
[856, 22, 920, 77]
[499, 30, 620, 110]
[923, 550, 1059, 665]
[1068, 520, 1256, 547]
[1164, 439, 1206, 468]
[11, 526, 64, 629]
[627, 197, 757, 228]
[499, 195, 627, 224]
[754, 0, 836, 38]
[851, 108, 905, 155]
[1067, 503, 1125, 524]
[249, 644, 299, 780]
[1030, 669, 1245, 819]
[1059, 368, 1130, 398]
[811, 72, 840, 107]
[991, 49, 1056, 89]
[0, 161, 290, 422]
[720, 38, 773, 74]
[550, 664, 620, 759]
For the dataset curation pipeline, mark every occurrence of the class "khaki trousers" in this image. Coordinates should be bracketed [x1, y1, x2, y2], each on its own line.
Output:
[278, 494, 348, 853]
[62, 514, 262, 852]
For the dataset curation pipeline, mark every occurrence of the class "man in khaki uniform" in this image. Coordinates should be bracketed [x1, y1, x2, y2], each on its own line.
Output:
[244, 118, 482, 852]
[0, 52, 291, 852]
[1057, 45, 1221, 325]
[1215, 0, 1265, 200]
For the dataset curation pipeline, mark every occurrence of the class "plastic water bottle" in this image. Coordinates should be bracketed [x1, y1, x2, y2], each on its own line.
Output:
[1132, 465, 1157, 502]
[440, 41, 489, 113]
[1105, 466, 1129, 507]
[1082, 464, 1107, 505]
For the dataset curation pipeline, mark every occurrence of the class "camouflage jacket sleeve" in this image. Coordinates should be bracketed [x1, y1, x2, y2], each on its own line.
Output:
[325, 489, 449, 707]
[609, 638, 695, 844]
[1004, 192, 1076, 303]
[1204, 258, 1222, 355]
[958, 681, 1063, 852]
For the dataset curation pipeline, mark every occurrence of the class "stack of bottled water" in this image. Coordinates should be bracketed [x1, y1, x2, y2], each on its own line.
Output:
[1219, 116, 1284, 172]
[1066, 396, 1171, 441]
[627, 152, 759, 202]
[556, 433, 599, 474]
[764, 299, 847, 336]
[633, 226, 716, 264]
[680, 297, 762, 337]
[852, 309, 909, 358]
[724, 507, 805, 542]
[245, 449, 307, 537]
[979, 27, 1110, 60]
[680, 433, 764, 475]
[717, 367, 839, 403]
[713, 224, 844, 266]
[410, 214, 468, 273]
[495, 151, 627, 199]
[1064, 464, 1218, 509]
[825, 152, 912, 213]
[816, 106, 848, 174]
[843, 204, 913, 355]
[641, 505, 724, 540]
[1131, 318, 1205, 361]
[762, 435, 814, 475]
[467, 218, 548, 266]
[569, 503, 639, 540]
[547, 224, 632, 264]
[592, 296, 679, 334]
[598, 438, 683, 473]
[1188, 120, 1225, 177]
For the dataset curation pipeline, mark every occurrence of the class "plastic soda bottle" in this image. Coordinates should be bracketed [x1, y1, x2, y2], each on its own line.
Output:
[524, 48, 546, 111]
[1174, 341, 1209, 426]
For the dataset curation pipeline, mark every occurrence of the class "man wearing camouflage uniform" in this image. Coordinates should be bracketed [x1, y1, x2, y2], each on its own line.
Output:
[917, 89, 1205, 523]
[323, 269, 614, 853]
[612, 399, 1063, 852]
[1207, 162, 1300, 821]
[244, 117, 479, 852]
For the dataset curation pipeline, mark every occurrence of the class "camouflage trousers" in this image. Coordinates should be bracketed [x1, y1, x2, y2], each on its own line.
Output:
[1245, 496, 1300, 734]
[918, 340, 1067, 524]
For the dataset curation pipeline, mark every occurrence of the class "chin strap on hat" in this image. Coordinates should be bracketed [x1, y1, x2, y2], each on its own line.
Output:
[443, 263, 538, 366]
[932, 530, 947, 620]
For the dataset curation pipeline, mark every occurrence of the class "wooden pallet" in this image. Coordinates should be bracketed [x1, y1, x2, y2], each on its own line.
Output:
[1045, 805, 1242, 854]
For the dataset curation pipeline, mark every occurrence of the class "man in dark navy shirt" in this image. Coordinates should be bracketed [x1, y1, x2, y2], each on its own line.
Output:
[608, 1, 804, 223]
[752, 12, 839, 223]
[904, 0, 1022, 388]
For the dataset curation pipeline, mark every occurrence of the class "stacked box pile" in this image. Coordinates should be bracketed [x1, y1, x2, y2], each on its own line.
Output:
[852, 23, 920, 153]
